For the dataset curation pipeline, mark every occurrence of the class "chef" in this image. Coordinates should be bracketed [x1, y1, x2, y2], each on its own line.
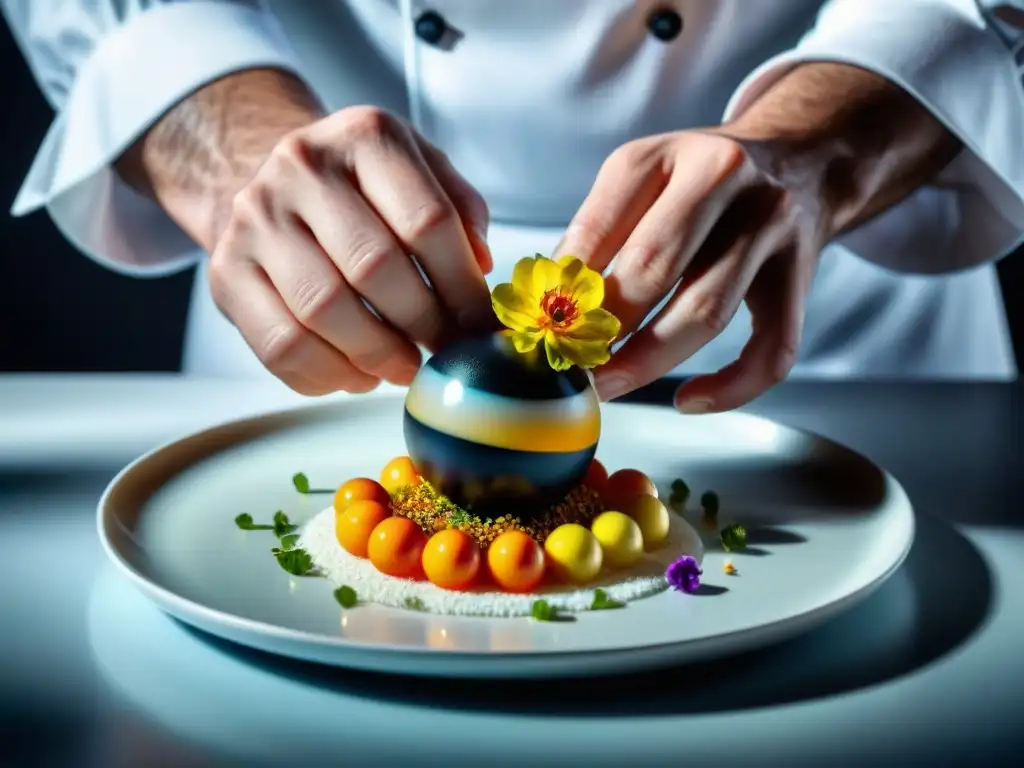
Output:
[5, 0, 1024, 412]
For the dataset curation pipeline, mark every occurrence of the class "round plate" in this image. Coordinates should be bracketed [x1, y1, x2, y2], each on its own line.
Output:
[98, 395, 914, 679]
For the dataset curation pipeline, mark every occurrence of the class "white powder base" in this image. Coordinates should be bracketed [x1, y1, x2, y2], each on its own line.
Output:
[300, 507, 704, 617]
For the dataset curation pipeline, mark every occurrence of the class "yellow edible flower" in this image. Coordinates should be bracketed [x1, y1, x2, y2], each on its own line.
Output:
[490, 254, 621, 371]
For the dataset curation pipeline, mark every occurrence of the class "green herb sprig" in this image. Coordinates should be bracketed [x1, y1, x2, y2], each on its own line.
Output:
[668, 478, 690, 511]
[272, 547, 315, 576]
[273, 510, 298, 538]
[292, 472, 334, 495]
[590, 589, 625, 610]
[334, 586, 358, 608]
[235, 510, 299, 540]
[404, 597, 426, 611]
[234, 513, 274, 531]
[720, 523, 747, 553]
[531, 599, 559, 622]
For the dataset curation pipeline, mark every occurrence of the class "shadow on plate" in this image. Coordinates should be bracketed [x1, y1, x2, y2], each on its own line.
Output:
[669, 450, 888, 524]
[175, 511, 991, 715]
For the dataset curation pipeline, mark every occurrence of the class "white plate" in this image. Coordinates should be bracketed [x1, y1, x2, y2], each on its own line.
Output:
[98, 395, 914, 679]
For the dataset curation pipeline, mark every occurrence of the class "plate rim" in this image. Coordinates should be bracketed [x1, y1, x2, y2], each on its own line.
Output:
[96, 394, 916, 670]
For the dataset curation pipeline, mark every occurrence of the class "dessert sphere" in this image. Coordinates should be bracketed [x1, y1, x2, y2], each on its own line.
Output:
[403, 333, 600, 518]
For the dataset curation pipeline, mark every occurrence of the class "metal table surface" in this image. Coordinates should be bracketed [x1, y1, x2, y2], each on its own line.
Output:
[1, 375, 1021, 767]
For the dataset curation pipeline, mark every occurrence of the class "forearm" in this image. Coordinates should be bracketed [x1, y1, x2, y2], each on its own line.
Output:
[116, 67, 324, 252]
[723, 61, 962, 240]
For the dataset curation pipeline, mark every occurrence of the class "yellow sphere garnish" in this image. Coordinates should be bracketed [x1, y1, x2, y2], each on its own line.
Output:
[543, 523, 603, 584]
[590, 511, 644, 569]
[624, 494, 671, 548]
[490, 254, 621, 371]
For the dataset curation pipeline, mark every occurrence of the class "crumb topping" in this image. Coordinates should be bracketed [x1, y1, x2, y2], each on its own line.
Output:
[389, 481, 605, 546]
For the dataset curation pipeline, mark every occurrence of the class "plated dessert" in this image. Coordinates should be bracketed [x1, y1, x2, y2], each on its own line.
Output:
[236, 254, 747, 619]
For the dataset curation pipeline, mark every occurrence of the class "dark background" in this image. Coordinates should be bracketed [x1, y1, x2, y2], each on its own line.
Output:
[0, 23, 193, 373]
[1, 22, 1021, 374]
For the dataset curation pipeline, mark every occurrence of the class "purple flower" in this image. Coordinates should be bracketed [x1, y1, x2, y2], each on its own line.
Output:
[666, 555, 702, 594]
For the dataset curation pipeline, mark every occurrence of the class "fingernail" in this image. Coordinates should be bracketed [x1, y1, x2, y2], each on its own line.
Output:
[400, 357, 422, 380]
[676, 396, 714, 414]
[595, 374, 632, 402]
[468, 214, 489, 246]
[381, 357, 418, 386]
[465, 223, 493, 274]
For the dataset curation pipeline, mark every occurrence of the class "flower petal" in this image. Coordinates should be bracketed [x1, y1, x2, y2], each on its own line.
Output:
[556, 255, 585, 281]
[565, 262, 606, 313]
[543, 331, 575, 371]
[511, 330, 543, 354]
[549, 335, 614, 369]
[565, 308, 621, 343]
[511, 256, 540, 301]
[491, 283, 537, 332]
[532, 256, 565, 295]
[565, 339, 610, 370]
[544, 308, 621, 370]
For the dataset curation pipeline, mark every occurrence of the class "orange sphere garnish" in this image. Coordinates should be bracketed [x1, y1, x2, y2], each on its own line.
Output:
[422, 529, 482, 591]
[486, 530, 546, 593]
[368, 516, 428, 579]
[380, 456, 421, 494]
[334, 478, 391, 514]
[605, 468, 658, 511]
[335, 500, 391, 558]
[583, 459, 609, 497]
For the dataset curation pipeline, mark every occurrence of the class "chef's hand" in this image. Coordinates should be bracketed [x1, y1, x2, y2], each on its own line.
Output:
[558, 62, 961, 414]
[209, 105, 493, 395]
[118, 71, 493, 397]
[558, 128, 827, 413]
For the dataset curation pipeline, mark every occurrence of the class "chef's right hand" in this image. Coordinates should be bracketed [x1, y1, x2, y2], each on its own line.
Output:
[208, 106, 493, 396]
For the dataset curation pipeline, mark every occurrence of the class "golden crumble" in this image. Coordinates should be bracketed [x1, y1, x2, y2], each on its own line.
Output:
[389, 480, 605, 547]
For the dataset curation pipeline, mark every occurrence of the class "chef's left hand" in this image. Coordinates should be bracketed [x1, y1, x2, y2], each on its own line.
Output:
[557, 128, 831, 413]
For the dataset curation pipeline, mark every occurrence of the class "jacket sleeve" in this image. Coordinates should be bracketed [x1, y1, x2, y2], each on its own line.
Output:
[723, 0, 1024, 274]
[2, 0, 308, 276]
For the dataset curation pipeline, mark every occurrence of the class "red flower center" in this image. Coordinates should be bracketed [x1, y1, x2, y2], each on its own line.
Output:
[539, 290, 579, 328]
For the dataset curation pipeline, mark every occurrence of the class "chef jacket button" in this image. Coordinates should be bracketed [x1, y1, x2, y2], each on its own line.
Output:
[414, 10, 448, 45]
[647, 8, 683, 41]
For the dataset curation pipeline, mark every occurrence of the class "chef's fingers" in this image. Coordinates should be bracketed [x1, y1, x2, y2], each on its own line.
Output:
[415, 135, 494, 275]
[341, 110, 493, 333]
[208, 251, 380, 396]
[278, 152, 449, 354]
[592, 188, 794, 401]
[255, 221, 423, 386]
[601, 149, 756, 335]
[672, 243, 807, 413]
[555, 141, 668, 274]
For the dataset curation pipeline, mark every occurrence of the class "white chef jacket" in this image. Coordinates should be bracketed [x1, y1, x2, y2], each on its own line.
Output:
[4, 0, 1024, 381]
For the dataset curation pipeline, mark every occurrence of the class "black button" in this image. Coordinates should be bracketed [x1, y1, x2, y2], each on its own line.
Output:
[414, 10, 448, 45]
[647, 8, 683, 42]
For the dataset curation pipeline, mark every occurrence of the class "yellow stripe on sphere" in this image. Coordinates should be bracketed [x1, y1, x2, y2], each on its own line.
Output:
[405, 366, 600, 454]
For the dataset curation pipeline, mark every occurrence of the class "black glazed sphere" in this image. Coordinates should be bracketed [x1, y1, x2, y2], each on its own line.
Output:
[403, 333, 601, 518]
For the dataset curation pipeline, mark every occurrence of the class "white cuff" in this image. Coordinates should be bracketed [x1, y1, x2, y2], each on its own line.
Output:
[11, 2, 308, 277]
[724, 0, 1024, 274]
